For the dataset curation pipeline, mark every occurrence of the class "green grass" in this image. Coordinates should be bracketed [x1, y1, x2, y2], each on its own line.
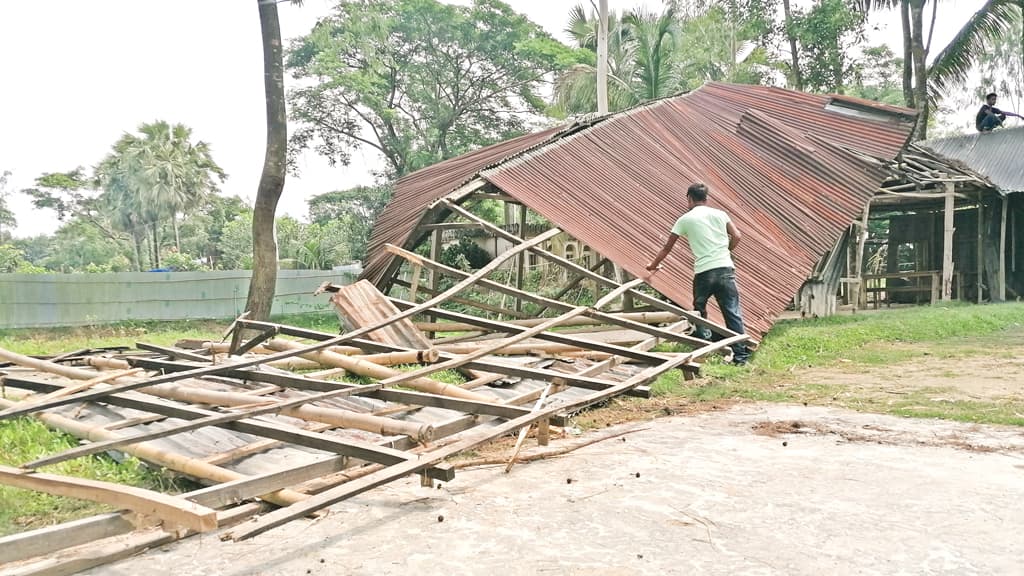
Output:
[651, 302, 1024, 426]
[0, 418, 188, 536]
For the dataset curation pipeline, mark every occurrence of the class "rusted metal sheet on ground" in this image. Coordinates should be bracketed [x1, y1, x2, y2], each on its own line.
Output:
[329, 279, 433, 349]
[361, 82, 917, 336]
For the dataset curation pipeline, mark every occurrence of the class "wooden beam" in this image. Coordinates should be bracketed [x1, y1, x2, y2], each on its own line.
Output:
[134, 342, 211, 363]
[978, 193, 984, 303]
[384, 244, 711, 349]
[391, 278, 531, 319]
[413, 310, 680, 333]
[999, 195, 1007, 302]
[0, 228, 562, 421]
[228, 334, 747, 541]
[516, 203, 527, 313]
[0, 512, 136, 566]
[418, 222, 484, 231]
[0, 465, 217, 533]
[440, 199, 746, 341]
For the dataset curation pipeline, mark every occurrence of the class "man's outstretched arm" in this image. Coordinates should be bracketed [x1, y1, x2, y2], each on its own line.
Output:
[647, 233, 679, 271]
[727, 222, 741, 251]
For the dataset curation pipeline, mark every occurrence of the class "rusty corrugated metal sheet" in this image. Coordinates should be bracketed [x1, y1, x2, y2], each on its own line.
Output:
[920, 127, 1024, 194]
[361, 125, 572, 284]
[363, 82, 916, 336]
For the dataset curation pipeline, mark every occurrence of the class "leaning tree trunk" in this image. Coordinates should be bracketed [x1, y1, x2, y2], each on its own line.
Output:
[782, 0, 804, 91]
[909, 0, 929, 140]
[900, 0, 915, 108]
[245, 0, 288, 320]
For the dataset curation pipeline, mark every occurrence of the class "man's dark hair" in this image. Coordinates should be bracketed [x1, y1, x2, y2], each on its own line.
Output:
[687, 182, 709, 202]
[986, 92, 998, 100]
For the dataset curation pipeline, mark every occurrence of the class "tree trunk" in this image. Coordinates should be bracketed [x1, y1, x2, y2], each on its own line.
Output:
[782, 0, 803, 91]
[173, 214, 181, 251]
[132, 232, 145, 272]
[901, 0, 915, 108]
[909, 0, 929, 140]
[151, 225, 161, 269]
[596, 0, 609, 114]
[246, 0, 288, 320]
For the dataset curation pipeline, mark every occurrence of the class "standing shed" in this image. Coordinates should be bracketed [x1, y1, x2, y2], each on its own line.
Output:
[360, 82, 918, 337]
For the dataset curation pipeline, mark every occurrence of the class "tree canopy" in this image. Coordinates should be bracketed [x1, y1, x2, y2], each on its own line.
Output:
[287, 0, 580, 178]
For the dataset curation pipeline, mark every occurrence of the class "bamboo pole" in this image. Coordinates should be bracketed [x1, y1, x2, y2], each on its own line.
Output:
[0, 394, 306, 507]
[263, 339, 492, 402]
[414, 311, 680, 333]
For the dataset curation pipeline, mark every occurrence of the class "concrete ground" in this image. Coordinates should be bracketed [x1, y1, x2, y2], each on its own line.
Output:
[87, 404, 1024, 576]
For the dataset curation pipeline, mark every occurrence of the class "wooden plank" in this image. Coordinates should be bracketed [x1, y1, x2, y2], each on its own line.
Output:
[0, 465, 217, 533]
[229, 334, 747, 541]
[134, 342, 210, 363]
[0, 229, 561, 421]
[392, 278, 531, 319]
[978, 193, 984, 303]
[0, 512, 136, 566]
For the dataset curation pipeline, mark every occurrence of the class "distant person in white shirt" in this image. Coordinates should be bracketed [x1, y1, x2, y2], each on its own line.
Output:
[646, 182, 750, 365]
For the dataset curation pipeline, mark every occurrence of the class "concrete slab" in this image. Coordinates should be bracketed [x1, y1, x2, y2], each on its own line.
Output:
[85, 404, 1024, 576]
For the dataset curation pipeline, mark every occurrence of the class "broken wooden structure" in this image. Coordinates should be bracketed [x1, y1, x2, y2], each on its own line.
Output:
[0, 236, 747, 574]
[798, 142, 1022, 316]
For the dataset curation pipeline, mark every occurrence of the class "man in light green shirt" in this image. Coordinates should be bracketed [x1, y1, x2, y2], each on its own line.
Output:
[646, 182, 750, 365]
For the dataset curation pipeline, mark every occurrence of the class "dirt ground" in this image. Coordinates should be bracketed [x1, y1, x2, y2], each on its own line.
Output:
[81, 403, 1024, 576]
[795, 331, 1024, 403]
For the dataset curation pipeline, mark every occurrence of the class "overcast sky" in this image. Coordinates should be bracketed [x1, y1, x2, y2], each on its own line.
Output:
[0, 0, 983, 238]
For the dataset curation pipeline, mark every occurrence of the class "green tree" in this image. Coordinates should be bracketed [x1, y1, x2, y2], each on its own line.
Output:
[287, 0, 575, 178]
[787, 0, 866, 93]
[95, 121, 226, 270]
[849, 45, 906, 105]
[970, 9, 1023, 118]
[0, 170, 14, 242]
[307, 185, 390, 262]
[220, 210, 255, 270]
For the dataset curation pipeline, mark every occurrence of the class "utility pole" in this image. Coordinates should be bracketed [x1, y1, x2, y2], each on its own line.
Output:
[597, 0, 609, 114]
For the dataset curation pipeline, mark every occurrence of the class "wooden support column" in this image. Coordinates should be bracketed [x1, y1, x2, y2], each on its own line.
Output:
[853, 204, 870, 310]
[977, 192, 984, 303]
[428, 229, 442, 338]
[942, 182, 955, 301]
[999, 195, 1008, 302]
[516, 203, 527, 313]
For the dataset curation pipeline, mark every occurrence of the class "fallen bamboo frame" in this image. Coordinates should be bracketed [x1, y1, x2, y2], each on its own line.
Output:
[0, 227, 562, 420]
[21, 274, 643, 471]
[0, 394, 308, 507]
[229, 333, 747, 540]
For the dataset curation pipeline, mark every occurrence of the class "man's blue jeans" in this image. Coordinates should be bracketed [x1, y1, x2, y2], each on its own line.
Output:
[979, 114, 1003, 131]
[692, 266, 750, 363]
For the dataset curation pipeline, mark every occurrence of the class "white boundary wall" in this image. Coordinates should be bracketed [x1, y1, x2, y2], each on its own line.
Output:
[0, 268, 360, 329]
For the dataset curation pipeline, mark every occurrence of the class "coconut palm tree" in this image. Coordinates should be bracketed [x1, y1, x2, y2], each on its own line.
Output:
[863, 0, 1022, 139]
[554, 4, 682, 116]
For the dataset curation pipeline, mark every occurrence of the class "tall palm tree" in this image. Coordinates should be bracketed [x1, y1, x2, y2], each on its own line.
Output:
[96, 122, 225, 269]
[864, 0, 1021, 139]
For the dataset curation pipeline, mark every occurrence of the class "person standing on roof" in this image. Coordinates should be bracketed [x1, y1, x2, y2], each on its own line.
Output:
[977, 92, 1022, 132]
[646, 182, 750, 366]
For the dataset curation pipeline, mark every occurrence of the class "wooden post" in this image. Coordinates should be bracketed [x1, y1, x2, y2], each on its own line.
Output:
[427, 229, 442, 339]
[999, 195, 1008, 301]
[977, 192, 984, 303]
[942, 182, 955, 300]
[516, 204, 527, 313]
[852, 205, 870, 310]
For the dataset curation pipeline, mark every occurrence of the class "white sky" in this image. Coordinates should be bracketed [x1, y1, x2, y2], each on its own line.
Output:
[0, 0, 984, 238]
